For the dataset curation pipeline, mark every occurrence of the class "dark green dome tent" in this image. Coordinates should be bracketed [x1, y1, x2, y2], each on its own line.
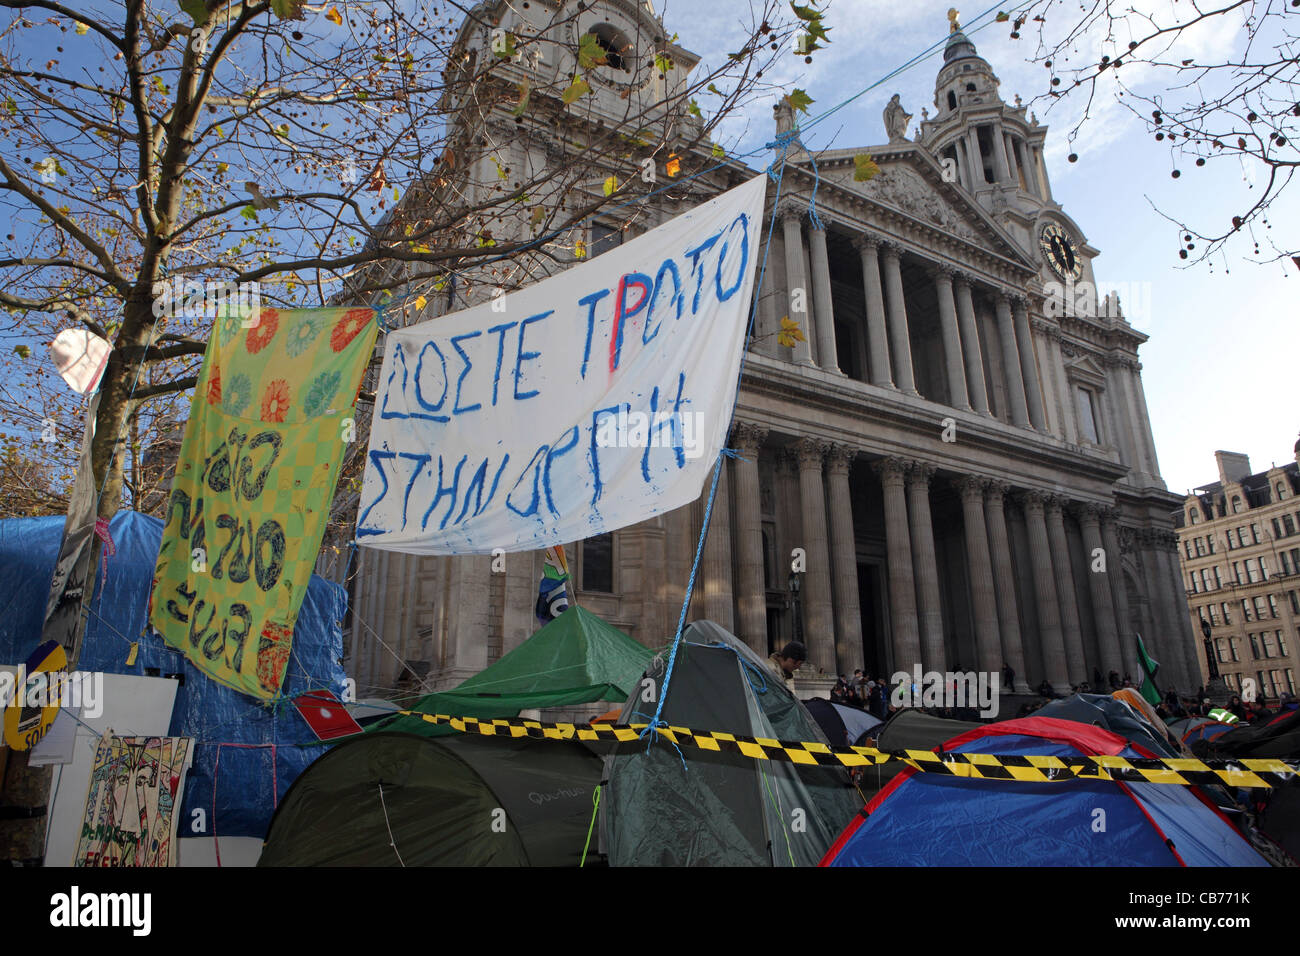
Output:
[600, 621, 861, 866]
[258, 732, 602, 866]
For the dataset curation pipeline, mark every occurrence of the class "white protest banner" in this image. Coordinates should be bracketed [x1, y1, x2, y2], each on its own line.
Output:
[358, 173, 768, 553]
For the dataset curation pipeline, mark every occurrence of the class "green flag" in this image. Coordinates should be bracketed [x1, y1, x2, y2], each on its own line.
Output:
[1136, 633, 1161, 707]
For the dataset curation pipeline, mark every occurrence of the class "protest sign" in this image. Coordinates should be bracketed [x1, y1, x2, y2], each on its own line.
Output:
[150, 306, 377, 698]
[358, 174, 767, 553]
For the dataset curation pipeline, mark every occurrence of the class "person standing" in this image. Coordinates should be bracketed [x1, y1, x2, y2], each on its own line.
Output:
[768, 642, 806, 694]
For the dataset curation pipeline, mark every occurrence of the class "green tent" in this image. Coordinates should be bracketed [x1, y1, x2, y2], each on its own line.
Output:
[370, 606, 654, 738]
[601, 621, 862, 866]
[258, 733, 602, 866]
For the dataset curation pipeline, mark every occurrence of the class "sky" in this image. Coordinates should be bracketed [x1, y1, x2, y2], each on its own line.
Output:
[657, 0, 1300, 495]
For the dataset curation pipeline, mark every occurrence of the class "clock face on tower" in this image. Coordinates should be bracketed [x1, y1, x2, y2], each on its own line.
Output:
[1039, 222, 1082, 280]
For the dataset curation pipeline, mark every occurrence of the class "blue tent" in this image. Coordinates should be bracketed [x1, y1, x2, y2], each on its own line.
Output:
[821, 716, 1268, 867]
[0, 511, 349, 841]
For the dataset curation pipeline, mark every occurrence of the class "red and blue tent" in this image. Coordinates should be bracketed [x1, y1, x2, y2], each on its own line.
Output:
[820, 716, 1268, 867]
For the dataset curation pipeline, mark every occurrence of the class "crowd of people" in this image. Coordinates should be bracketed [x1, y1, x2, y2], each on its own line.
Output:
[768, 639, 1299, 728]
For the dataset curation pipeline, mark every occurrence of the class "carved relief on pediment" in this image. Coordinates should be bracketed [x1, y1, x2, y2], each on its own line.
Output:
[859, 165, 980, 242]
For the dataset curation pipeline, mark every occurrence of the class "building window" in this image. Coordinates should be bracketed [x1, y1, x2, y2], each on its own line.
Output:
[1250, 633, 1261, 658]
[1188, 509, 1199, 525]
[1213, 567, 1223, 589]
[1208, 535, 1216, 554]
[580, 533, 614, 593]
[1208, 605, 1220, 626]
[1221, 602, 1232, 624]
[1290, 591, 1300, 615]
[1252, 524, 1261, 544]
[1215, 638, 1227, 663]
[1195, 537, 1206, 557]
[1292, 548, 1300, 572]
[1286, 514, 1297, 536]
[1239, 526, 1249, 545]
[1232, 495, 1243, 514]
[1245, 559, 1259, 584]
[1279, 631, 1289, 657]
[1254, 596, 1268, 620]
[1201, 569, 1212, 592]
[1262, 632, 1275, 659]
[1261, 558, 1270, 580]
[1184, 539, 1194, 559]
[1226, 529, 1236, 550]
[1287, 669, 1296, 695]
[1229, 637, 1240, 662]
[1242, 599, 1252, 622]
[1269, 593, 1280, 618]
[1075, 388, 1099, 443]
[586, 23, 633, 72]
[1189, 573, 1198, 593]
[1279, 481, 1288, 501]
[1275, 518, 1284, 539]
[1284, 552, 1294, 576]
[1258, 671, 1270, 699]
[1233, 561, 1243, 584]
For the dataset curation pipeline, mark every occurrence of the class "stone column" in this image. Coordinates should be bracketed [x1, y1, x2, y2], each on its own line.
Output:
[780, 203, 814, 366]
[907, 461, 946, 671]
[931, 266, 970, 410]
[1013, 296, 1047, 430]
[957, 476, 1001, 674]
[796, 438, 835, 674]
[1157, 531, 1203, 688]
[1137, 532, 1183, 690]
[966, 128, 984, 186]
[1044, 496, 1087, 683]
[1129, 361, 1162, 478]
[985, 481, 1031, 692]
[701, 456, 734, 630]
[1003, 132, 1021, 186]
[880, 242, 918, 394]
[855, 235, 893, 387]
[990, 124, 1012, 183]
[873, 457, 920, 671]
[1076, 503, 1123, 677]
[806, 225, 841, 374]
[954, 274, 990, 415]
[1047, 327, 1078, 444]
[826, 444, 863, 672]
[504, 550, 538, 655]
[731, 422, 769, 656]
[994, 293, 1030, 427]
[1021, 490, 1070, 693]
[1100, 508, 1133, 657]
[755, 229, 780, 358]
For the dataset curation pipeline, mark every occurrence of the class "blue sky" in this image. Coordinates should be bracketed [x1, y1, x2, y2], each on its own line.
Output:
[659, 0, 1300, 494]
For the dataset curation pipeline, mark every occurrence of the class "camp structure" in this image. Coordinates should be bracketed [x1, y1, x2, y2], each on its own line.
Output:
[258, 732, 602, 866]
[805, 698, 883, 748]
[601, 621, 861, 866]
[0, 511, 348, 866]
[821, 716, 1270, 867]
[1208, 708, 1300, 760]
[855, 708, 981, 805]
[1170, 716, 1237, 753]
[369, 605, 654, 737]
[1036, 692, 1184, 757]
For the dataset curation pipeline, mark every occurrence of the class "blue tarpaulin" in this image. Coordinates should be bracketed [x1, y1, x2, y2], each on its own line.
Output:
[0, 510, 348, 840]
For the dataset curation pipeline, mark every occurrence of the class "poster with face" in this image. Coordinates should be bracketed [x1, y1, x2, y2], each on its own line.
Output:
[74, 734, 192, 867]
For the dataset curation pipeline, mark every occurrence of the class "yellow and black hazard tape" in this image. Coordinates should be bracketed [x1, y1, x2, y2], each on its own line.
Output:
[395, 711, 1300, 790]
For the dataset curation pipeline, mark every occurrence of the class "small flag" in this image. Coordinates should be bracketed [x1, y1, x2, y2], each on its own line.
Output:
[125, 642, 139, 666]
[292, 689, 363, 741]
[1136, 633, 1161, 708]
[535, 545, 571, 623]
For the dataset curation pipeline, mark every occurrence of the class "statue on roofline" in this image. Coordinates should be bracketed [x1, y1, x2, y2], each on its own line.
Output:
[883, 93, 912, 143]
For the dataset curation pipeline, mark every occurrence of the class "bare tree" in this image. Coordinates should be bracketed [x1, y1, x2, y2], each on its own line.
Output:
[0, 0, 803, 861]
[1002, 0, 1298, 265]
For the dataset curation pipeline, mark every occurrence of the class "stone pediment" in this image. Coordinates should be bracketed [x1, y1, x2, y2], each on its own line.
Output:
[795, 146, 1035, 272]
[1063, 350, 1106, 387]
[855, 164, 980, 242]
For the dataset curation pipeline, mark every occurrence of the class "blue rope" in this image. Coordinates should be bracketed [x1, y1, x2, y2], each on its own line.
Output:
[639, 144, 791, 748]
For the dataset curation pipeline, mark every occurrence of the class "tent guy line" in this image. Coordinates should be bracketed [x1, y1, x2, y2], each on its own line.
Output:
[393, 710, 1300, 789]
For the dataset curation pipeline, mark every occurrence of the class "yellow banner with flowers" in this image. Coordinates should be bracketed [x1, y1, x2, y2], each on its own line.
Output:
[150, 306, 377, 699]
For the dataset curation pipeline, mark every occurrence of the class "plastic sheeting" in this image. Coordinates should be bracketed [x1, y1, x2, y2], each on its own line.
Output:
[0, 511, 347, 839]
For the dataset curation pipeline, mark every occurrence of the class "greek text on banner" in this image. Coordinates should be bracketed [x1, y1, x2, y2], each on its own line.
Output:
[357, 174, 768, 554]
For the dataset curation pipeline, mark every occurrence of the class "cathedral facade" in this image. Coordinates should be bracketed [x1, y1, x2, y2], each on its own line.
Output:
[344, 1, 1200, 701]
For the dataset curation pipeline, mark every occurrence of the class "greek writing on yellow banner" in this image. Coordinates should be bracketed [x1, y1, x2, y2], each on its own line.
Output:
[149, 306, 378, 699]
